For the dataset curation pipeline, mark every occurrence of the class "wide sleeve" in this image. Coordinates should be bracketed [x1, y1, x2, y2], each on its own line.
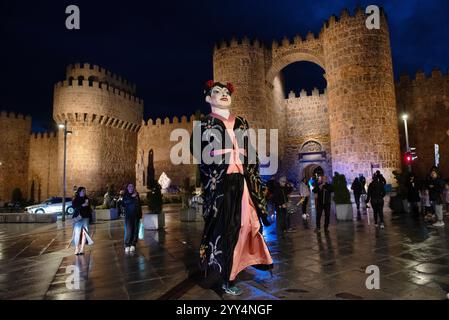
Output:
[241, 118, 270, 220]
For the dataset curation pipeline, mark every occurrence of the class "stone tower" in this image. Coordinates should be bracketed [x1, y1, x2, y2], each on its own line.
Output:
[322, 8, 400, 182]
[53, 63, 144, 196]
[213, 37, 269, 130]
[212, 7, 401, 183]
[0, 111, 32, 202]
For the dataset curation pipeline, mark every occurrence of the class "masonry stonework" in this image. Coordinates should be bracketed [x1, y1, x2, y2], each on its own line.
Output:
[136, 116, 197, 192]
[28, 132, 59, 202]
[214, 7, 401, 184]
[396, 70, 449, 178]
[0, 112, 31, 202]
[53, 63, 144, 196]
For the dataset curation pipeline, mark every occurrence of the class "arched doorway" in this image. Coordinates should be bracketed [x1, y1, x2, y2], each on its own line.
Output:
[298, 140, 329, 182]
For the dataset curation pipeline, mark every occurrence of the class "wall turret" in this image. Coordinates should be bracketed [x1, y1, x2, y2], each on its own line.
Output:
[52, 64, 144, 195]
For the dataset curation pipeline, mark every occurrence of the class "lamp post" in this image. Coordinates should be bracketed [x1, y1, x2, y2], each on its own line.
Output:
[59, 121, 72, 222]
[402, 114, 412, 172]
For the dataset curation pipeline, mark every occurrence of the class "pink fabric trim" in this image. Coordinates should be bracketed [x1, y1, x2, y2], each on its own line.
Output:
[230, 180, 273, 281]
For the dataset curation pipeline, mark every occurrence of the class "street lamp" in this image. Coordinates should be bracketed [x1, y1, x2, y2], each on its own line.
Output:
[401, 114, 411, 172]
[59, 120, 72, 222]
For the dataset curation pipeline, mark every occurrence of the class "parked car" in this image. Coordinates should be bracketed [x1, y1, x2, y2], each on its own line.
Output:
[26, 197, 74, 214]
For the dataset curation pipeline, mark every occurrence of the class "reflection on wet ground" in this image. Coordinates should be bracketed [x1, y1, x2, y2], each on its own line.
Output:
[0, 203, 448, 300]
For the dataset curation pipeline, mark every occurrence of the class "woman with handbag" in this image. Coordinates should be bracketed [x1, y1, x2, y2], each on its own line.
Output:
[71, 187, 94, 256]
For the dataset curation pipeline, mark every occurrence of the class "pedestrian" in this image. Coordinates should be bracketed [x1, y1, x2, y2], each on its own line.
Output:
[407, 174, 421, 217]
[351, 177, 365, 221]
[374, 171, 387, 185]
[265, 176, 278, 219]
[122, 183, 143, 253]
[366, 175, 386, 229]
[71, 187, 94, 256]
[313, 175, 334, 233]
[443, 183, 449, 214]
[273, 176, 295, 234]
[115, 190, 125, 217]
[425, 169, 445, 227]
[421, 189, 433, 221]
[298, 177, 311, 225]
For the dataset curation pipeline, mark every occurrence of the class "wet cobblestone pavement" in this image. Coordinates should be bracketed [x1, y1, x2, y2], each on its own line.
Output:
[1, 202, 449, 300]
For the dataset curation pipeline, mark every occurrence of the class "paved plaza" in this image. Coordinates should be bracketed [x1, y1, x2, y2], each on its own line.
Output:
[1, 201, 449, 300]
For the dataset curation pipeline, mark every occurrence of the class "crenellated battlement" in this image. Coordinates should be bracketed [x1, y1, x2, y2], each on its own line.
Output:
[214, 36, 265, 52]
[287, 88, 327, 100]
[142, 114, 201, 128]
[0, 110, 32, 122]
[396, 68, 449, 87]
[54, 112, 141, 133]
[54, 79, 144, 107]
[322, 6, 387, 30]
[66, 63, 137, 94]
[30, 131, 57, 139]
[272, 30, 321, 51]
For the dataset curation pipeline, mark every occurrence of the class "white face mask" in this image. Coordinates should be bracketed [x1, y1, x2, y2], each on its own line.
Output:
[206, 86, 232, 110]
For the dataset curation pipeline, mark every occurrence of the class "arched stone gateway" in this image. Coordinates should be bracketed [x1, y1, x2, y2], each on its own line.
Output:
[298, 141, 329, 182]
[213, 8, 401, 184]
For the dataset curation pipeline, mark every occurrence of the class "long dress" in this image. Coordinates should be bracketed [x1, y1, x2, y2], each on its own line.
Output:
[196, 113, 273, 284]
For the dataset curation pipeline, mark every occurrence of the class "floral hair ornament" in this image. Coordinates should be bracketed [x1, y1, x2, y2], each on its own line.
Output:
[226, 82, 235, 94]
[204, 80, 235, 96]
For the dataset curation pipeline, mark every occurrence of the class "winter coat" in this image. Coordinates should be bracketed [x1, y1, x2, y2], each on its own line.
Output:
[313, 183, 334, 206]
[122, 192, 142, 219]
[367, 181, 386, 203]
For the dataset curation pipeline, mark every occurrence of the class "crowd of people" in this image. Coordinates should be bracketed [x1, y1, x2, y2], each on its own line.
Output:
[265, 167, 449, 236]
[69, 183, 142, 256]
[67, 167, 448, 259]
[405, 167, 449, 227]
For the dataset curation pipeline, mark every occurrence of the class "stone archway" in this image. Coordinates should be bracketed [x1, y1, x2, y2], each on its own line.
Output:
[298, 140, 329, 181]
[266, 49, 326, 85]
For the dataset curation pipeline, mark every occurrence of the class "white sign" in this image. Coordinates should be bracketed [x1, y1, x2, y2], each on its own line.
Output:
[158, 172, 171, 191]
[435, 144, 440, 167]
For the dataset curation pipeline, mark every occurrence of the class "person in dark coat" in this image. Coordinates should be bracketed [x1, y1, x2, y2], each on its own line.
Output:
[407, 174, 421, 217]
[122, 183, 142, 253]
[351, 177, 365, 221]
[71, 187, 94, 255]
[374, 171, 387, 185]
[425, 169, 445, 227]
[313, 176, 334, 233]
[366, 175, 387, 229]
[272, 176, 294, 234]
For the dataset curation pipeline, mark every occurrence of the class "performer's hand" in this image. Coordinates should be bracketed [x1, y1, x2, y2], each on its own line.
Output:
[199, 245, 207, 259]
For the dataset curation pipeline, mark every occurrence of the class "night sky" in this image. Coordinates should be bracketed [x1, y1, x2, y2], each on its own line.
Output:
[1, 0, 448, 132]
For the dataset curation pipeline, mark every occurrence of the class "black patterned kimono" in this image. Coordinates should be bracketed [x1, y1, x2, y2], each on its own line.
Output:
[192, 112, 273, 285]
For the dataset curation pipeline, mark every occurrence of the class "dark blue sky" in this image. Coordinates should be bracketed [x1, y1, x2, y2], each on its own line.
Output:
[1, 0, 448, 132]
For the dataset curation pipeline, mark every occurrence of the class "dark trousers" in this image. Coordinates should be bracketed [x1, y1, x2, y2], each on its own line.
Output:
[354, 193, 361, 211]
[371, 199, 384, 224]
[124, 214, 139, 247]
[410, 202, 420, 216]
[302, 197, 309, 215]
[276, 206, 290, 232]
[316, 203, 331, 230]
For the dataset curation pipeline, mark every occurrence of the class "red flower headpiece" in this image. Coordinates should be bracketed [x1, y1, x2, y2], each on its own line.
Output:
[205, 80, 215, 89]
[204, 80, 235, 94]
[226, 82, 235, 94]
